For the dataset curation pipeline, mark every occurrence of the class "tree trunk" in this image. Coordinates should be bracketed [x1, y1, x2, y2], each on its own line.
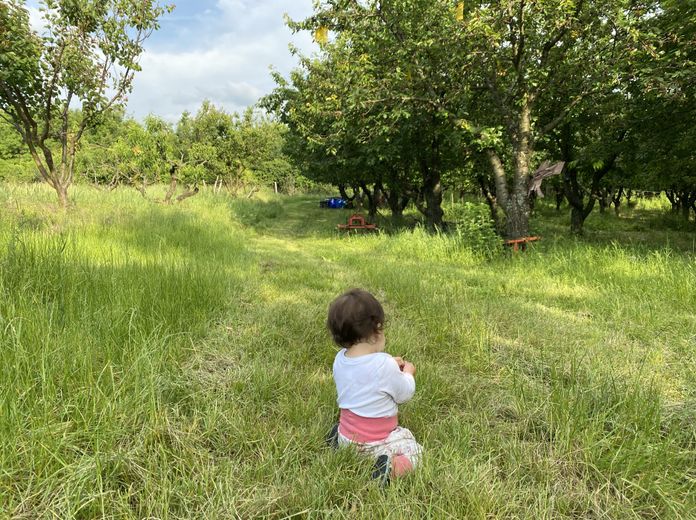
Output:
[486, 150, 509, 214]
[164, 179, 177, 204]
[374, 183, 384, 214]
[667, 190, 696, 219]
[598, 188, 608, 214]
[558, 125, 587, 235]
[177, 186, 199, 203]
[682, 195, 692, 220]
[164, 164, 179, 204]
[424, 180, 444, 230]
[384, 184, 408, 220]
[26, 144, 71, 208]
[510, 99, 533, 238]
[55, 182, 69, 208]
[486, 148, 530, 237]
[338, 184, 357, 202]
[563, 164, 589, 235]
[476, 174, 500, 230]
[686, 192, 696, 221]
[387, 197, 404, 219]
[419, 160, 444, 230]
[612, 187, 623, 216]
[359, 182, 378, 221]
[494, 99, 533, 239]
[666, 190, 679, 212]
[564, 161, 610, 236]
[505, 191, 530, 239]
[570, 206, 585, 235]
[554, 185, 564, 211]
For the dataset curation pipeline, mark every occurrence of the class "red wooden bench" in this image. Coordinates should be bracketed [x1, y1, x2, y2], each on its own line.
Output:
[337, 214, 378, 232]
[504, 236, 540, 252]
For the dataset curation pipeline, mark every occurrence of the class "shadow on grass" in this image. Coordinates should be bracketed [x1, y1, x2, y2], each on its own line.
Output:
[532, 202, 696, 255]
[228, 195, 431, 239]
[229, 196, 350, 239]
[105, 205, 251, 270]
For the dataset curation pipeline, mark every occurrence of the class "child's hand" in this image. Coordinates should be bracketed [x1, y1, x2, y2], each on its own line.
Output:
[402, 361, 416, 376]
[393, 356, 406, 370]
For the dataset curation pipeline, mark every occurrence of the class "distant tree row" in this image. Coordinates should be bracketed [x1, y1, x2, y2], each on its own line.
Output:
[263, 0, 695, 236]
[76, 102, 307, 200]
[0, 101, 309, 199]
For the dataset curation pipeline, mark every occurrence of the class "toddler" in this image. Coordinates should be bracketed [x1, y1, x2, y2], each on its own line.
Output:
[327, 288, 422, 482]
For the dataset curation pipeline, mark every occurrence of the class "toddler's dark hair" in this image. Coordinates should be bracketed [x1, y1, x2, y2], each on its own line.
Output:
[327, 288, 384, 348]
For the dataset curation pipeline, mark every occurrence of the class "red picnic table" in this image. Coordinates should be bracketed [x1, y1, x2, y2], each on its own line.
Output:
[504, 236, 540, 252]
[337, 214, 378, 232]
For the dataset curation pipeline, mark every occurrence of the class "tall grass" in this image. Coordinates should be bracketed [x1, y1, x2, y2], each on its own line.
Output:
[0, 183, 694, 518]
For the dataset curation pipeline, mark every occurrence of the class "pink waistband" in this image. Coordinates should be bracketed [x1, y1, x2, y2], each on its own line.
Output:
[338, 409, 397, 443]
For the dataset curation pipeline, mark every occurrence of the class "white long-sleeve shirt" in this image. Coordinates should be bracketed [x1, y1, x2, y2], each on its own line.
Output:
[333, 349, 416, 418]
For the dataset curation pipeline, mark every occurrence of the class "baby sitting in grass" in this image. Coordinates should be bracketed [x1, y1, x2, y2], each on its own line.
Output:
[326, 288, 422, 484]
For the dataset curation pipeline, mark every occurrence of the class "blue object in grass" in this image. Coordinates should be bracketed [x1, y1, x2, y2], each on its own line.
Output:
[321, 197, 346, 209]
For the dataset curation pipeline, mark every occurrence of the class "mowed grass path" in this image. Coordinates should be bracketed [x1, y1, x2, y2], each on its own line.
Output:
[0, 184, 694, 519]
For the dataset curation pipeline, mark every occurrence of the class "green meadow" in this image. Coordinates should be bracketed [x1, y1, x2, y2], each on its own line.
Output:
[1, 184, 694, 519]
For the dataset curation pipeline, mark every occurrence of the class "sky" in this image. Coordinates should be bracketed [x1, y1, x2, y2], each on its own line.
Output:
[27, 0, 317, 121]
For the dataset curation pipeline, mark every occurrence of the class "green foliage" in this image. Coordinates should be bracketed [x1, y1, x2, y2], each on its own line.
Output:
[0, 118, 36, 181]
[0, 155, 37, 182]
[178, 104, 298, 187]
[0, 118, 24, 159]
[445, 202, 501, 255]
[620, 0, 696, 193]
[78, 116, 164, 186]
[267, 1, 694, 234]
[63, 101, 303, 194]
[264, 0, 472, 227]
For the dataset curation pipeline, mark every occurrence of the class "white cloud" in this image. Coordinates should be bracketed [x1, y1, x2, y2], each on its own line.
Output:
[126, 0, 317, 121]
[130, 48, 264, 118]
[27, 5, 48, 34]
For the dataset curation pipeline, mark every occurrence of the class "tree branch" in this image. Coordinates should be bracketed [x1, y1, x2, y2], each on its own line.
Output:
[536, 86, 600, 139]
[513, 0, 526, 73]
[41, 40, 66, 143]
[539, 0, 584, 68]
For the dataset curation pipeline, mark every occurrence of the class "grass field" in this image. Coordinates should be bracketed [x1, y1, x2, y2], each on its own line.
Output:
[1, 183, 694, 519]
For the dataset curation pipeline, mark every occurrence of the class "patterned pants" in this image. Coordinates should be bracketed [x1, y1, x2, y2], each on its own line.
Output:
[338, 426, 423, 468]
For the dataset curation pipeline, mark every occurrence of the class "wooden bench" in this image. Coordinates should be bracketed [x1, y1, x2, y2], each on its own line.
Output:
[337, 214, 378, 232]
[504, 236, 540, 252]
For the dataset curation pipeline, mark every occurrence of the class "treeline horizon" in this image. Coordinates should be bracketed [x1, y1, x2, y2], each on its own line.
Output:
[0, 100, 321, 198]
